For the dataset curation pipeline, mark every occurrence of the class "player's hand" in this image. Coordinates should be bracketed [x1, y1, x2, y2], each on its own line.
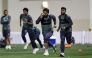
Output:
[57, 29, 59, 32]
[62, 27, 66, 30]
[54, 25, 57, 28]
[40, 13, 44, 18]
[24, 18, 28, 23]
[27, 22, 33, 26]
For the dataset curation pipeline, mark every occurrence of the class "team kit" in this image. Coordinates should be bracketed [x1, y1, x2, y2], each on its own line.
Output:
[0, 7, 75, 57]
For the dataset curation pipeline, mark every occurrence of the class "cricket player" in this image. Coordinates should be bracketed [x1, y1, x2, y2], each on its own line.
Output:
[36, 8, 56, 56]
[29, 26, 56, 52]
[1, 10, 11, 49]
[33, 26, 44, 49]
[20, 8, 38, 54]
[57, 7, 73, 57]
[29, 26, 44, 49]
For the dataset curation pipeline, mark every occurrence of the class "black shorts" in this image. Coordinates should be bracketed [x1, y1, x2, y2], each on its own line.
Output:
[2, 30, 10, 38]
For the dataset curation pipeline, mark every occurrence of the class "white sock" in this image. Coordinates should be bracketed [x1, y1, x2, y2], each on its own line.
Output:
[5, 45, 9, 49]
[45, 49, 48, 52]
[6, 45, 8, 47]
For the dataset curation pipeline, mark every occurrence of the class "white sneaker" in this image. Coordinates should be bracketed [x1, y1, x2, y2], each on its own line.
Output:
[5, 46, 8, 49]
[60, 53, 65, 57]
[43, 51, 49, 56]
[8, 45, 11, 49]
[24, 43, 28, 49]
[35, 48, 39, 51]
[33, 48, 39, 54]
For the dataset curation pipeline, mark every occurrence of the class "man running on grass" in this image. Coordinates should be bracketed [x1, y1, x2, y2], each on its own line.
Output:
[36, 8, 56, 56]
[57, 7, 73, 57]
[20, 8, 38, 54]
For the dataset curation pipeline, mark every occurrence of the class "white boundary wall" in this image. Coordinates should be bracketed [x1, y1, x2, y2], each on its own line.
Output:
[0, 31, 92, 44]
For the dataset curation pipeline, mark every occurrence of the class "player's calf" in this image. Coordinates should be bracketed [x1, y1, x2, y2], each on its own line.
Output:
[5, 36, 11, 49]
[71, 36, 75, 44]
[43, 39, 49, 56]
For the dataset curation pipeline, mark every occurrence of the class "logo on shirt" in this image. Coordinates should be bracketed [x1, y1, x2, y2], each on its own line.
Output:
[7, 18, 8, 20]
[44, 16, 49, 23]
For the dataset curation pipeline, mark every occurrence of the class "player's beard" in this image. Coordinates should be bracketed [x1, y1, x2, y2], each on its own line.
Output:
[44, 15, 48, 17]
[4, 14, 8, 16]
[24, 13, 28, 16]
[61, 13, 65, 15]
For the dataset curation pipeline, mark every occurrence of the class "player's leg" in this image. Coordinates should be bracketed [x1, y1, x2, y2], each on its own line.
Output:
[43, 30, 53, 56]
[37, 38, 43, 47]
[48, 41, 56, 52]
[36, 37, 44, 51]
[3, 30, 8, 49]
[47, 31, 56, 53]
[21, 29, 27, 43]
[27, 29, 39, 54]
[33, 38, 38, 49]
[43, 35, 49, 56]
[21, 29, 28, 49]
[66, 32, 72, 44]
[28, 38, 38, 48]
[36, 33, 43, 48]
[7, 30, 11, 49]
[3, 30, 10, 49]
[71, 36, 75, 44]
[60, 31, 65, 57]
[65, 32, 72, 49]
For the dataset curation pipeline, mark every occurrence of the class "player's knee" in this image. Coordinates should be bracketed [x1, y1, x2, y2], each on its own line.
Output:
[44, 41, 48, 43]
[44, 34, 51, 39]
[5, 35, 9, 39]
[44, 36, 48, 39]
[44, 39, 49, 43]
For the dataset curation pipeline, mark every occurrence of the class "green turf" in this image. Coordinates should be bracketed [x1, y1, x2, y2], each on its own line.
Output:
[0, 44, 92, 58]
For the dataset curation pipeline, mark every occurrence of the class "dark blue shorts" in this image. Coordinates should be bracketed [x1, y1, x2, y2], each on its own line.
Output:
[43, 30, 53, 43]
[2, 30, 10, 38]
[21, 28, 28, 36]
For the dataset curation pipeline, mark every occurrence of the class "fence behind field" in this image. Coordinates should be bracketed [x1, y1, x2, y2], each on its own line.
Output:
[0, 31, 92, 44]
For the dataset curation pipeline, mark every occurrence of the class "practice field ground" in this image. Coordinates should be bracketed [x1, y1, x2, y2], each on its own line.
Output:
[0, 44, 92, 58]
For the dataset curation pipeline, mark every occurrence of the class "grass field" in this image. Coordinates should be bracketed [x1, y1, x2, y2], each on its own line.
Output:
[0, 44, 92, 58]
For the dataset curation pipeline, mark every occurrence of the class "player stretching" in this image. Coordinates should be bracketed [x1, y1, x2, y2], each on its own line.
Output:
[1, 10, 11, 49]
[36, 8, 56, 56]
[20, 8, 38, 53]
[57, 7, 73, 57]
